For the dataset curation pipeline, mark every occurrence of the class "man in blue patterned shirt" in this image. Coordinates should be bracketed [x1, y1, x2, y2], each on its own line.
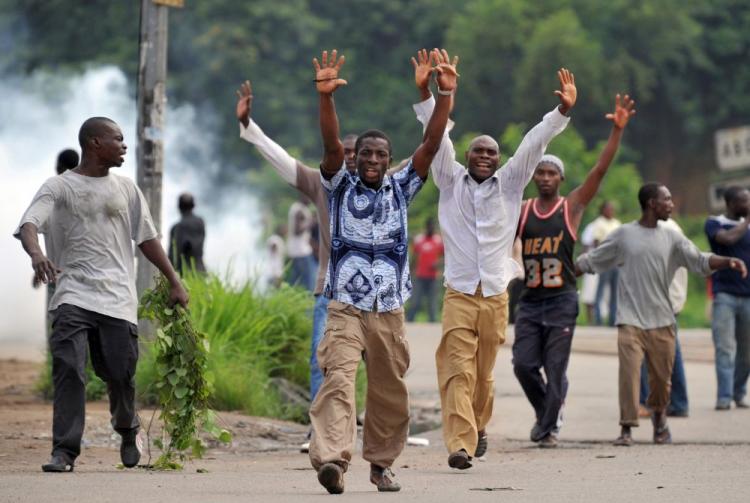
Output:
[308, 48, 458, 495]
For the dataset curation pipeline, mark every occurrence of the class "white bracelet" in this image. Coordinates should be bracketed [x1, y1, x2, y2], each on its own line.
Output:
[437, 87, 454, 96]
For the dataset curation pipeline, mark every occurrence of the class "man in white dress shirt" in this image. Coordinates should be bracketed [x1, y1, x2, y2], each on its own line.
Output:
[412, 55, 576, 468]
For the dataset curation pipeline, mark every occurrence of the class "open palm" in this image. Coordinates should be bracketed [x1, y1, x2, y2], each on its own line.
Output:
[313, 49, 347, 94]
[605, 94, 636, 129]
[554, 68, 577, 111]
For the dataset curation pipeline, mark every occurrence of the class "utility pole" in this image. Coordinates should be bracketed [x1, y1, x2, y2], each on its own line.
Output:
[136, 1, 178, 297]
[136, 0, 182, 331]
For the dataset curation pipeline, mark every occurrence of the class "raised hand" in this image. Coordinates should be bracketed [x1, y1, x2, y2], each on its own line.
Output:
[433, 48, 459, 93]
[605, 93, 636, 129]
[411, 48, 434, 91]
[235, 80, 253, 128]
[554, 68, 577, 114]
[313, 49, 347, 95]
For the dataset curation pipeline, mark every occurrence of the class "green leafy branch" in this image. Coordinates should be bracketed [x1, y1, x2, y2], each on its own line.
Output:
[138, 276, 231, 470]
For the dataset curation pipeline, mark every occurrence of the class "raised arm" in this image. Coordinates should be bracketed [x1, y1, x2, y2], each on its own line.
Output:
[411, 49, 459, 180]
[314, 50, 347, 179]
[236, 79, 298, 186]
[715, 220, 750, 246]
[411, 49, 460, 189]
[566, 94, 636, 227]
[501, 68, 575, 190]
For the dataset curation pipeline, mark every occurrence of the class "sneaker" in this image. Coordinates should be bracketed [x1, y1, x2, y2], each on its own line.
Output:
[448, 449, 472, 470]
[716, 400, 731, 410]
[735, 398, 749, 409]
[613, 426, 633, 447]
[475, 430, 488, 458]
[317, 463, 344, 494]
[538, 434, 558, 448]
[370, 464, 401, 492]
[120, 431, 143, 468]
[41, 454, 74, 472]
[300, 441, 310, 453]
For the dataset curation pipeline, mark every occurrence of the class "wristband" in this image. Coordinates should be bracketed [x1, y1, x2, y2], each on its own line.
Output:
[437, 87, 454, 96]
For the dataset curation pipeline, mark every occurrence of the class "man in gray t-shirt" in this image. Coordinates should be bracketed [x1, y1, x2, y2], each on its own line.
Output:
[15, 117, 188, 473]
[576, 183, 745, 446]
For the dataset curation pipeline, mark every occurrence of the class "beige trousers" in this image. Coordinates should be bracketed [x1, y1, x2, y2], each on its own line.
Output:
[618, 324, 676, 427]
[309, 300, 410, 471]
[436, 286, 508, 455]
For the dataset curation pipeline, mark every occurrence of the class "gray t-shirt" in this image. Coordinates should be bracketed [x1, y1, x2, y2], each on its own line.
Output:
[576, 221, 713, 329]
[14, 170, 158, 324]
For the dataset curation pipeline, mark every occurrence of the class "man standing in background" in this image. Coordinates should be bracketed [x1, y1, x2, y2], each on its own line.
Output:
[407, 218, 443, 322]
[168, 193, 206, 275]
[287, 195, 317, 291]
[705, 186, 750, 410]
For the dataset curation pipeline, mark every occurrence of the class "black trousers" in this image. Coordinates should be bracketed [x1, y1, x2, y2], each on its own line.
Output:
[512, 292, 578, 440]
[50, 304, 140, 463]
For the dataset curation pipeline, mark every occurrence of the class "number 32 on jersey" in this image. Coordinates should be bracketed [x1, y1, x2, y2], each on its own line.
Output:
[524, 258, 563, 288]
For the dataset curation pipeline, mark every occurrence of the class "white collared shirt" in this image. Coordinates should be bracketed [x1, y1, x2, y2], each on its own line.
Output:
[413, 97, 570, 297]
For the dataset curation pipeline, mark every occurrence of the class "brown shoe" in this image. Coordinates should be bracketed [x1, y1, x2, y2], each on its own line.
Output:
[475, 430, 488, 458]
[538, 434, 558, 448]
[370, 464, 401, 492]
[317, 463, 344, 494]
[448, 449, 472, 470]
[652, 412, 672, 444]
[613, 426, 633, 447]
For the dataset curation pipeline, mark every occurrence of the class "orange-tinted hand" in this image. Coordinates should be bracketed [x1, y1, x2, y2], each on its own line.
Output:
[313, 50, 347, 95]
[605, 93, 636, 129]
[235, 80, 253, 128]
[554, 68, 577, 114]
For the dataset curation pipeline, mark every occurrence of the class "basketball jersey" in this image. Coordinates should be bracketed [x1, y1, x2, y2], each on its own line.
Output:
[518, 198, 577, 301]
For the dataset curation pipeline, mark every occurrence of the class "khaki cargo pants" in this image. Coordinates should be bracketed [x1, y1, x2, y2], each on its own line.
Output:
[618, 324, 676, 427]
[436, 286, 508, 455]
[309, 300, 410, 471]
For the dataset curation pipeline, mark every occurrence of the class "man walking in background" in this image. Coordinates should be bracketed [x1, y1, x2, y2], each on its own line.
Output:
[168, 193, 206, 275]
[705, 186, 750, 410]
[590, 201, 621, 325]
[514, 94, 635, 448]
[407, 217, 443, 322]
[15, 117, 188, 472]
[577, 183, 746, 446]
[236, 80, 360, 450]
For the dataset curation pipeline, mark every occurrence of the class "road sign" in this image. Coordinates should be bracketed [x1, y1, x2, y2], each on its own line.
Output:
[154, 0, 184, 7]
[708, 176, 750, 212]
[715, 126, 750, 171]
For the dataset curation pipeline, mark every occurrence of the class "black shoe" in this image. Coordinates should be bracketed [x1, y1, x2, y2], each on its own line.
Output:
[475, 430, 488, 458]
[370, 464, 401, 492]
[120, 431, 142, 468]
[317, 463, 345, 494]
[448, 449, 472, 470]
[666, 408, 689, 417]
[736, 398, 749, 409]
[42, 455, 73, 472]
[530, 423, 543, 442]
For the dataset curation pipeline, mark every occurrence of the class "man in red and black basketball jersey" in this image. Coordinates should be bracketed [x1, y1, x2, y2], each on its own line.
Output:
[513, 94, 636, 447]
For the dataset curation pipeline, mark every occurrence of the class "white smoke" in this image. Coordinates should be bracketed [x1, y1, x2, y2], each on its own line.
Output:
[0, 66, 263, 344]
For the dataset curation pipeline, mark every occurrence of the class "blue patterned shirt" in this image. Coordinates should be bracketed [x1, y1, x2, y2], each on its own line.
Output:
[322, 161, 424, 311]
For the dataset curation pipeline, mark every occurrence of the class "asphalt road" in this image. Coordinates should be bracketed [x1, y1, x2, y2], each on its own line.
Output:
[1, 324, 749, 502]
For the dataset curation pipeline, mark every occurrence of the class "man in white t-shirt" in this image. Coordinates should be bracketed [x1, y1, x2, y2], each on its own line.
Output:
[287, 196, 317, 291]
[589, 201, 621, 325]
[15, 117, 188, 473]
